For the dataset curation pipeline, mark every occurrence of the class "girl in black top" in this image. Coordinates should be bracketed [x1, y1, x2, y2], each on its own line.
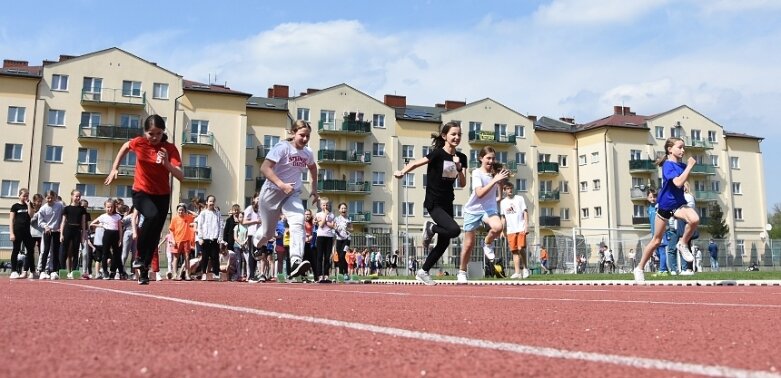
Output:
[9, 188, 35, 278]
[59, 190, 87, 278]
[394, 122, 466, 285]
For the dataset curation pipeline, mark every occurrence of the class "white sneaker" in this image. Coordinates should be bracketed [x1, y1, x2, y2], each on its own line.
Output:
[522, 268, 530, 279]
[415, 269, 436, 286]
[457, 270, 468, 284]
[670, 271, 678, 276]
[19, 271, 28, 279]
[66, 271, 74, 280]
[633, 267, 645, 282]
[680, 270, 694, 276]
[155, 272, 163, 281]
[510, 273, 522, 279]
[50, 272, 59, 280]
[9, 271, 20, 279]
[483, 244, 495, 260]
[39, 272, 50, 280]
[677, 243, 694, 262]
[421, 221, 435, 250]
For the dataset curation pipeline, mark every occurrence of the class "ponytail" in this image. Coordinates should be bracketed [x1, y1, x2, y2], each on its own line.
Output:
[431, 121, 459, 149]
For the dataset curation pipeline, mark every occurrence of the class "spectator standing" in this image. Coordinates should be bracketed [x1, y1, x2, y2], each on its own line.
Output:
[195, 195, 223, 281]
[540, 246, 550, 274]
[500, 182, 529, 279]
[708, 239, 719, 271]
[37, 191, 63, 279]
[334, 202, 352, 281]
[9, 188, 35, 279]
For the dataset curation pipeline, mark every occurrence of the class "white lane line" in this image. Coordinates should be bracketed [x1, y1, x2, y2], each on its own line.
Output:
[59, 282, 779, 378]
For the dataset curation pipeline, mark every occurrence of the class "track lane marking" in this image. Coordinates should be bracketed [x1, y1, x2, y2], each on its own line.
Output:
[59, 282, 780, 378]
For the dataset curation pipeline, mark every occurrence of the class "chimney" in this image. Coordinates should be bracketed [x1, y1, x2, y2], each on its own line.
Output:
[267, 88, 274, 97]
[527, 115, 537, 122]
[613, 105, 623, 115]
[559, 117, 575, 124]
[3, 59, 29, 68]
[42, 60, 56, 66]
[59, 54, 76, 62]
[622, 106, 634, 115]
[444, 100, 466, 110]
[273, 84, 289, 98]
[306, 88, 320, 95]
[435, 103, 445, 108]
[384, 94, 406, 108]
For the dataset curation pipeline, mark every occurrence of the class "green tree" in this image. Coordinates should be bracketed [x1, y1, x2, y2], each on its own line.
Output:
[707, 203, 729, 239]
[769, 203, 781, 239]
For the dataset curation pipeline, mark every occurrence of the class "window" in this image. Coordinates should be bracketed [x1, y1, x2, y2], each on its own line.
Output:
[122, 80, 142, 97]
[120, 114, 140, 128]
[189, 154, 207, 167]
[422, 174, 427, 187]
[538, 153, 551, 162]
[515, 178, 527, 192]
[423, 208, 430, 217]
[560, 208, 570, 221]
[711, 181, 720, 192]
[349, 171, 364, 184]
[116, 185, 133, 198]
[559, 181, 569, 193]
[558, 155, 568, 167]
[630, 149, 641, 161]
[591, 152, 599, 164]
[372, 114, 385, 128]
[496, 151, 508, 163]
[41, 182, 59, 195]
[297, 108, 310, 121]
[264, 135, 280, 148]
[671, 126, 683, 138]
[633, 204, 645, 217]
[319, 139, 335, 151]
[83, 77, 102, 96]
[699, 207, 709, 219]
[190, 120, 209, 138]
[690, 129, 701, 141]
[581, 208, 589, 219]
[453, 204, 463, 218]
[632, 177, 644, 187]
[52, 74, 68, 91]
[47, 109, 65, 126]
[81, 112, 101, 127]
[320, 110, 335, 129]
[580, 181, 588, 191]
[45, 146, 64, 163]
[708, 130, 717, 143]
[734, 208, 743, 220]
[301, 170, 308, 182]
[655, 126, 664, 139]
[349, 141, 364, 154]
[187, 189, 206, 202]
[421, 146, 431, 158]
[319, 168, 335, 181]
[0, 225, 10, 249]
[1, 180, 19, 197]
[76, 184, 96, 196]
[152, 83, 169, 99]
[468, 121, 481, 133]
[402, 145, 414, 159]
[540, 180, 553, 192]
[7, 106, 25, 123]
[710, 155, 719, 167]
[372, 171, 385, 185]
[120, 151, 137, 167]
[402, 202, 414, 217]
[494, 123, 507, 137]
[372, 201, 385, 215]
[372, 143, 385, 157]
[245, 165, 253, 181]
[540, 207, 554, 216]
[515, 125, 525, 138]
[593, 179, 601, 191]
[245, 134, 254, 149]
[594, 206, 602, 218]
[403, 173, 415, 187]
[730, 157, 739, 169]
[348, 201, 364, 215]
[579, 155, 587, 165]
[732, 182, 741, 194]
[4, 144, 22, 161]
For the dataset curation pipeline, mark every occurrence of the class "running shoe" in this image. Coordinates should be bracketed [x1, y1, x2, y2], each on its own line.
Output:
[288, 260, 311, 279]
[633, 267, 645, 282]
[483, 244, 495, 260]
[677, 243, 694, 262]
[415, 269, 436, 286]
[522, 268, 530, 279]
[9, 271, 19, 279]
[457, 270, 468, 284]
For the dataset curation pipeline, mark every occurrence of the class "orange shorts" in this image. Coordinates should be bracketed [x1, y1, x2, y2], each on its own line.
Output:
[173, 241, 191, 255]
[507, 232, 527, 251]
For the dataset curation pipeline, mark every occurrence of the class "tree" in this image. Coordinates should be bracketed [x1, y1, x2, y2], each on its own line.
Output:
[707, 203, 729, 239]
[769, 203, 781, 239]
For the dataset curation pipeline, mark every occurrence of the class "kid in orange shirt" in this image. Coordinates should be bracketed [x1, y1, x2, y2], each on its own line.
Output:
[169, 203, 195, 280]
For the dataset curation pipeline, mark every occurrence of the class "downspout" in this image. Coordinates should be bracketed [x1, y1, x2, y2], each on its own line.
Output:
[170, 92, 185, 215]
[26, 77, 42, 189]
[603, 128, 612, 250]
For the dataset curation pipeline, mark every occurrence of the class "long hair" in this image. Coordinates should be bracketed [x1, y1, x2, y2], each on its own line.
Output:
[431, 121, 460, 149]
[144, 114, 169, 143]
[286, 120, 311, 141]
[656, 137, 683, 167]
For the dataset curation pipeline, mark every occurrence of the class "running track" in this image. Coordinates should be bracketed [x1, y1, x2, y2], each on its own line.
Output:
[2, 279, 780, 377]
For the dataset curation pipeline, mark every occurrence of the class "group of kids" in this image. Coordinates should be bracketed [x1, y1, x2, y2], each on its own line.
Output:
[9, 115, 698, 285]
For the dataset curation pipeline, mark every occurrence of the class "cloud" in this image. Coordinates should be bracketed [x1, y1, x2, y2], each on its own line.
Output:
[532, 0, 669, 26]
[697, 0, 781, 14]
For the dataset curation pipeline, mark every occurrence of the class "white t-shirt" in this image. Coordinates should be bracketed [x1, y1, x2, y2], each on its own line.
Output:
[500, 195, 528, 234]
[243, 205, 260, 235]
[96, 213, 122, 231]
[264, 141, 314, 192]
[464, 169, 498, 214]
[315, 211, 335, 238]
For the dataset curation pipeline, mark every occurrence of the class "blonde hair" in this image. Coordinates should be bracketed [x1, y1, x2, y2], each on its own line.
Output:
[286, 120, 312, 141]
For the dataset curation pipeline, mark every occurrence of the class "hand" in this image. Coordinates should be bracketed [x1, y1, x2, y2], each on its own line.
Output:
[280, 182, 294, 195]
[393, 170, 404, 179]
[104, 169, 119, 185]
[60, 234, 64, 243]
[198, 240, 204, 246]
[687, 156, 696, 166]
[9, 233, 15, 242]
[495, 168, 509, 181]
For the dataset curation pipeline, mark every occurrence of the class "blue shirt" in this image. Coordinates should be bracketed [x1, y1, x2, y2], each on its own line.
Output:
[657, 160, 687, 211]
[708, 243, 718, 258]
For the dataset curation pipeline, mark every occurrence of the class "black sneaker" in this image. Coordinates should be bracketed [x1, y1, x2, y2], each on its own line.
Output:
[421, 220, 435, 250]
[259, 274, 267, 282]
[252, 245, 267, 260]
[288, 260, 311, 279]
[131, 258, 144, 269]
[138, 269, 150, 285]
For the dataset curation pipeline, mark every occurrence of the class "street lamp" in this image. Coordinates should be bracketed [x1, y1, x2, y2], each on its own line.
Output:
[403, 158, 411, 274]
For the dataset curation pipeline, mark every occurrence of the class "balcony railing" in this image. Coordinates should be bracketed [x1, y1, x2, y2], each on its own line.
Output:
[629, 159, 656, 172]
[317, 119, 372, 135]
[539, 216, 561, 227]
[630, 186, 649, 200]
[76, 160, 134, 178]
[317, 150, 372, 164]
[467, 130, 516, 144]
[682, 136, 714, 150]
[468, 160, 517, 170]
[695, 190, 719, 202]
[182, 132, 214, 148]
[78, 125, 144, 141]
[182, 166, 212, 181]
[256, 145, 271, 160]
[632, 216, 650, 225]
[537, 161, 560, 174]
[317, 179, 371, 194]
[81, 88, 146, 108]
[538, 191, 560, 202]
[349, 212, 372, 224]
[690, 164, 717, 175]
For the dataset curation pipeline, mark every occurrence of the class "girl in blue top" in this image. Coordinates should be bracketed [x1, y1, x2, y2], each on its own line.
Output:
[634, 137, 699, 282]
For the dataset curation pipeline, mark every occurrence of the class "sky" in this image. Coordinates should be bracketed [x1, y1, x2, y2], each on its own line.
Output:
[2, 0, 780, 212]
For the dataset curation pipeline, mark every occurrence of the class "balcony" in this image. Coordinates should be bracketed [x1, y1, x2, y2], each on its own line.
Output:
[317, 119, 372, 136]
[317, 150, 372, 165]
[630, 186, 649, 201]
[468, 160, 517, 170]
[682, 136, 714, 150]
[695, 190, 719, 202]
[632, 216, 650, 226]
[81, 88, 146, 108]
[690, 164, 717, 175]
[182, 166, 212, 182]
[538, 190, 560, 202]
[78, 125, 143, 142]
[468, 130, 516, 145]
[629, 159, 656, 173]
[181, 132, 214, 149]
[255, 177, 266, 191]
[317, 179, 371, 194]
[76, 160, 134, 179]
[349, 212, 371, 224]
[539, 216, 561, 228]
[256, 145, 271, 160]
[537, 161, 560, 175]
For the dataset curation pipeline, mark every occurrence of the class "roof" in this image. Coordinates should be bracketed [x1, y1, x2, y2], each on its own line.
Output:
[0, 65, 42, 78]
[535, 116, 577, 133]
[183, 79, 252, 97]
[724, 131, 764, 141]
[578, 113, 650, 131]
[395, 105, 444, 123]
[246, 96, 288, 111]
[44, 47, 182, 78]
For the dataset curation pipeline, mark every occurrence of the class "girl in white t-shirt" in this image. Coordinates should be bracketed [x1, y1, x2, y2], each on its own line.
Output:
[253, 120, 319, 279]
[90, 200, 124, 279]
[457, 146, 509, 284]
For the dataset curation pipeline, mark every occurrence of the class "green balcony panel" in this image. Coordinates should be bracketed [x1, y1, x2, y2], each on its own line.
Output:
[537, 161, 559, 174]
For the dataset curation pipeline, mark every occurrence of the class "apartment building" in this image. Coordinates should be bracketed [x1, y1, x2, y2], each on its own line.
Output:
[1, 47, 767, 266]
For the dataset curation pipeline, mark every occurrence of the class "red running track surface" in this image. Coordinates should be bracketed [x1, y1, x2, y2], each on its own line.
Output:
[1, 279, 780, 377]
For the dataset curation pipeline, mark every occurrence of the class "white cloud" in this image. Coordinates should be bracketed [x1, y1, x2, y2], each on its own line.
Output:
[532, 0, 669, 26]
[697, 0, 781, 14]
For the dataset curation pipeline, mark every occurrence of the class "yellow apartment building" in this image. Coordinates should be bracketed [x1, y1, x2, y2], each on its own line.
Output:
[0, 47, 768, 270]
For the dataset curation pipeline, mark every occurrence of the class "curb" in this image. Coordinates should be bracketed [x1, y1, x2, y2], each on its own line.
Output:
[369, 279, 781, 287]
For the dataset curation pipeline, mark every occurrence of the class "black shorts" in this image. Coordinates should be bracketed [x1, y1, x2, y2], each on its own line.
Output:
[656, 206, 683, 221]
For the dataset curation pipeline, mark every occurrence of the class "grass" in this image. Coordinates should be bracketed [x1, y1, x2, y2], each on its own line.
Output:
[373, 271, 781, 281]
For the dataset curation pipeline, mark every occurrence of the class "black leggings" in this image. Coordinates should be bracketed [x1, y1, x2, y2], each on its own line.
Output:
[197, 239, 220, 275]
[41, 231, 61, 272]
[315, 236, 334, 277]
[61, 225, 82, 271]
[102, 230, 121, 274]
[335, 239, 349, 274]
[132, 191, 170, 270]
[423, 205, 461, 272]
[11, 227, 35, 273]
